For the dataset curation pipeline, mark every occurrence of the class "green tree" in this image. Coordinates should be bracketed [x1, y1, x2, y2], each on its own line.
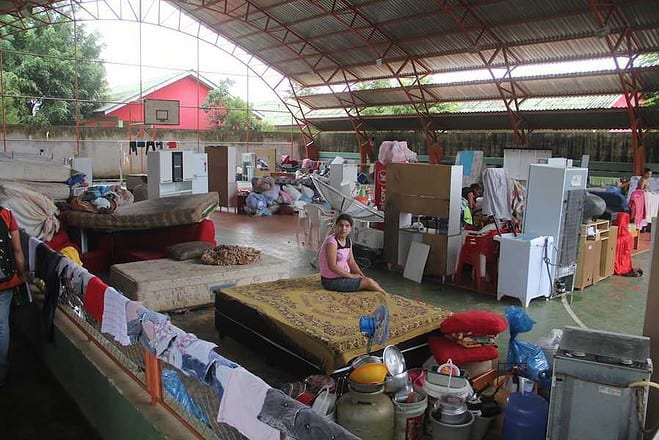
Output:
[0, 10, 107, 126]
[202, 78, 268, 134]
[355, 78, 458, 115]
[639, 52, 658, 107]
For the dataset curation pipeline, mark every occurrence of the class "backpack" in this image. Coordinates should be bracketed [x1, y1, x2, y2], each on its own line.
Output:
[0, 207, 17, 283]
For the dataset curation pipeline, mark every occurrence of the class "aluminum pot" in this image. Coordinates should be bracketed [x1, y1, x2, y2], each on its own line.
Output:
[435, 394, 470, 425]
[384, 371, 409, 393]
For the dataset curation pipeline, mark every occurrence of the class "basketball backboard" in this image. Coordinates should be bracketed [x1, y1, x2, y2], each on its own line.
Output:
[144, 99, 180, 125]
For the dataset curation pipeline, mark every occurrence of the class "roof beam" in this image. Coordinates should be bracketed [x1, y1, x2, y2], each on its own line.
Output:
[433, 0, 529, 146]
[300, 0, 444, 152]
[589, 0, 647, 175]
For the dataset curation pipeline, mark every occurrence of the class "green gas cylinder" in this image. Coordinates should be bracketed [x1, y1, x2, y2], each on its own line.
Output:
[336, 384, 394, 440]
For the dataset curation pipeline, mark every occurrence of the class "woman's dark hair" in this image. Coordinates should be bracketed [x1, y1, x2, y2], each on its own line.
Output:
[644, 167, 652, 174]
[335, 213, 354, 227]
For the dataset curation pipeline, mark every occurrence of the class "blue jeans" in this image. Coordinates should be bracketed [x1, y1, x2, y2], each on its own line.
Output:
[0, 288, 13, 382]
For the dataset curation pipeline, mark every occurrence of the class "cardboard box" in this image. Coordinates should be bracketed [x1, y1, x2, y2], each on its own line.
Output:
[255, 147, 276, 177]
[353, 226, 384, 250]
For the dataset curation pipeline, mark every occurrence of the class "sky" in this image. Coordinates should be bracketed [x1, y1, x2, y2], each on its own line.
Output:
[84, 14, 282, 105]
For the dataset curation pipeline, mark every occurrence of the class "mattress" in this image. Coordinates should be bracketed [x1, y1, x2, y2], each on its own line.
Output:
[0, 155, 72, 182]
[65, 192, 219, 230]
[110, 254, 290, 311]
[1, 180, 71, 201]
[214, 274, 452, 373]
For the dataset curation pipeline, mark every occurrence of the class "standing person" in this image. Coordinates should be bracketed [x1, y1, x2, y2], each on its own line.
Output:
[0, 206, 27, 387]
[318, 213, 385, 293]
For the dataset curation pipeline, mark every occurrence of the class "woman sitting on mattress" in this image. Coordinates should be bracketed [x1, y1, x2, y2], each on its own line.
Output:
[319, 213, 385, 293]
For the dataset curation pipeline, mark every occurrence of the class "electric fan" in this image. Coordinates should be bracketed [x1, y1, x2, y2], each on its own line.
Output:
[359, 304, 390, 353]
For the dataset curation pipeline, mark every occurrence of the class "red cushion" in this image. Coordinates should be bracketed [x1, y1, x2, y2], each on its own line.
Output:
[428, 336, 499, 366]
[439, 310, 507, 336]
[44, 229, 78, 252]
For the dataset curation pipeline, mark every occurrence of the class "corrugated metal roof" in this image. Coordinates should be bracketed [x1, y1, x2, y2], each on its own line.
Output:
[2, 0, 657, 133]
[295, 66, 659, 110]
[305, 107, 659, 131]
[167, 0, 659, 89]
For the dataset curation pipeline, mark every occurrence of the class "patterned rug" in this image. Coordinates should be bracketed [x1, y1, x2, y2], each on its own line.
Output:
[219, 274, 452, 372]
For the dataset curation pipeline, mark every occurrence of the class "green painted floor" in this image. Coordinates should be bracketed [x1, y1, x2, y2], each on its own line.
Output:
[172, 211, 650, 386]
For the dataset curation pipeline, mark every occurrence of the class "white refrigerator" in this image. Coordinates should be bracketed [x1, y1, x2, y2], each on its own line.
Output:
[495, 233, 554, 307]
[192, 152, 208, 194]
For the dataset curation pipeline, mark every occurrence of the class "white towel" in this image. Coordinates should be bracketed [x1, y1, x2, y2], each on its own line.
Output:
[217, 367, 280, 440]
[100, 287, 130, 345]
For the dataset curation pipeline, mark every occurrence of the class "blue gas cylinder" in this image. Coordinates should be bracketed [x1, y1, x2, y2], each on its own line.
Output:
[502, 392, 549, 440]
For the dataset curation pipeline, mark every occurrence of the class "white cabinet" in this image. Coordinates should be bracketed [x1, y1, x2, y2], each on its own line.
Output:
[156, 151, 173, 183]
[183, 151, 194, 181]
[147, 150, 207, 199]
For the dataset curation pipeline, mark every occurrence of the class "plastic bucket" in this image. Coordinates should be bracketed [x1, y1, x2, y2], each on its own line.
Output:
[431, 410, 474, 440]
[393, 389, 427, 440]
[469, 413, 494, 440]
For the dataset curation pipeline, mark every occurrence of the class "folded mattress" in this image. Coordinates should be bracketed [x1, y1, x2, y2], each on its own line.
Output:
[0, 155, 71, 182]
[65, 192, 219, 230]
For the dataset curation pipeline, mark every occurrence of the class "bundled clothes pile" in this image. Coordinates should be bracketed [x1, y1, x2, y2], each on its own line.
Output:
[20, 231, 358, 439]
[67, 184, 134, 214]
[245, 175, 316, 216]
[426, 310, 508, 374]
[200, 245, 261, 266]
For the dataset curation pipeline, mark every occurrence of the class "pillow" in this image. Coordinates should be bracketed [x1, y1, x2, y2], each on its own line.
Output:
[428, 336, 499, 366]
[167, 241, 214, 261]
[439, 310, 507, 336]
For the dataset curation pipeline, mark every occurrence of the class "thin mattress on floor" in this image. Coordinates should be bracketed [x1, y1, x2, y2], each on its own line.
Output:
[215, 274, 452, 373]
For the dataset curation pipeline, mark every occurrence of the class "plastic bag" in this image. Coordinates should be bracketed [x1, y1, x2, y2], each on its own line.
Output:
[311, 385, 337, 416]
[505, 306, 549, 380]
[161, 368, 209, 425]
[377, 141, 418, 164]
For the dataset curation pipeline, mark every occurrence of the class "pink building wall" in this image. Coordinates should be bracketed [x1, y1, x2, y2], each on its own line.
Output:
[106, 76, 213, 130]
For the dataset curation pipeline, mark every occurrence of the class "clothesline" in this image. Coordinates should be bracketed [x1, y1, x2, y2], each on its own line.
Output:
[19, 231, 358, 440]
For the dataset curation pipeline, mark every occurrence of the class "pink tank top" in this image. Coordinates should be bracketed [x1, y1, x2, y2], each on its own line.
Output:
[319, 234, 351, 278]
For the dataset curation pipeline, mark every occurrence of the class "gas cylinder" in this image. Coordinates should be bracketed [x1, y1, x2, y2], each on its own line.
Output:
[336, 385, 394, 440]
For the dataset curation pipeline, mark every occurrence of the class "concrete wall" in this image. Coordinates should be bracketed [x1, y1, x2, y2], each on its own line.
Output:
[3, 125, 654, 178]
[14, 303, 197, 440]
[1, 125, 304, 178]
[316, 131, 659, 163]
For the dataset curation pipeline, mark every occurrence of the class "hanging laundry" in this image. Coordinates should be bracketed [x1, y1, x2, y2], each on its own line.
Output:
[139, 310, 178, 356]
[644, 191, 659, 225]
[482, 168, 512, 220]
[101, 288, 130, 345]
[83, 276, 108, 323]
[216, 367, 280, 440]
[259, 388, 359, 440]
[35, 243, 64, 341]
[629, 189, 646, 228]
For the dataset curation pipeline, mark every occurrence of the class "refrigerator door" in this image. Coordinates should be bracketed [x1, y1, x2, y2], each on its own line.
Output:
[192, 176, 208, 194]
[193, 153, 208, 177]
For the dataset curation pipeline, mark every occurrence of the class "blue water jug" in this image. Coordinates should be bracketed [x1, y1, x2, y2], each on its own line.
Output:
[502, 392, 549, 440]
